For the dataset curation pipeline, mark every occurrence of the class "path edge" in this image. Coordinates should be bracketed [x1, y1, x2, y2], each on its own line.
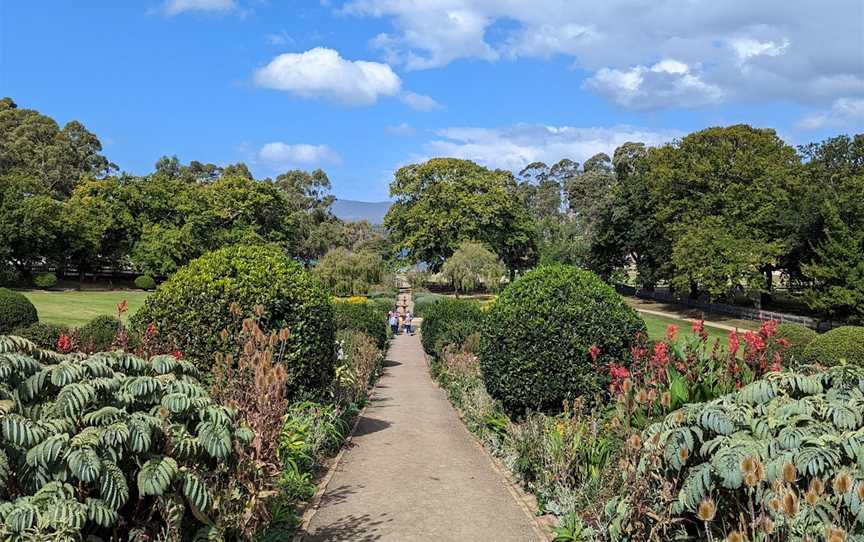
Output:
[423, 347, 555, 542]
[291, 386, 375, 542]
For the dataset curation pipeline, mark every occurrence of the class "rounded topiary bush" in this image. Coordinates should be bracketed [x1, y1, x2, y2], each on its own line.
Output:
[0, 288, 38, 333]
[479, 265, 646, 416]
[33, 272, 57, 289]
[133, 244, 335, 398]
[771, 323, 817, 366]
[12, 322, 68, 350]
[420, 298, 483, 358]
[334, 300, 389, 350]
[77, 315, 121, 352]
[134, 274, 157, 290]
[801, 326, 864, 367]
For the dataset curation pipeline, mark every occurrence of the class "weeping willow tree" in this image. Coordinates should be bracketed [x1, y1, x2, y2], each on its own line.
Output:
[314, 248, 391, 296]
[441, 240, 505, 295]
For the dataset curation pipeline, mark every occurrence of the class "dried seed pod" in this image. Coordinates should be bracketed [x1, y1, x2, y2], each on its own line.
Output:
[697, 498, 716, 522]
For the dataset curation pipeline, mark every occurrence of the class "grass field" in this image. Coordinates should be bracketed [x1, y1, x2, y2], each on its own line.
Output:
[21, 290, 150, 327]
[640, 310, 739, 346]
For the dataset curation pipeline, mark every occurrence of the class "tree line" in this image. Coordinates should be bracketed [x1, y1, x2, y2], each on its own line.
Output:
[384, 126, 863, 324]
[0, 97, 388, 284]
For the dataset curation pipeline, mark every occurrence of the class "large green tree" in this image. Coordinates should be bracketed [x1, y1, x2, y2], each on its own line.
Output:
[385, 158, 537, 272]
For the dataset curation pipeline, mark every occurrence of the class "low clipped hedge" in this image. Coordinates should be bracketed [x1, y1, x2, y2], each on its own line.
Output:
[133, 244, 335, 399]
[0, 288, 38, 333]
[480, 265, 646, 416]
[11, 322, 68, 350]
[802, 325, 864, 367]
[333, 300, 390, 350]
[77, 315, 122, 352]
[420, 298, 483, 358]
[413, 293, 445, 317]
[33, 272, 57, 289]
[134, 274, 157, 290]
[770, 322, 817, 366]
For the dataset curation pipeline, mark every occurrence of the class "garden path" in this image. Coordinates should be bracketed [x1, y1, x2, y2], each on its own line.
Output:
[301, 292, 545, 542]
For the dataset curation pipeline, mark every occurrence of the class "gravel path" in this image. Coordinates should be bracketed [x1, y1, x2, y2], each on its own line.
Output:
[302, 293, 544, 542]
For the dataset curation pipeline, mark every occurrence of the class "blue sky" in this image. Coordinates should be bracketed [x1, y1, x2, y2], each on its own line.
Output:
[2, 1, 862, 200]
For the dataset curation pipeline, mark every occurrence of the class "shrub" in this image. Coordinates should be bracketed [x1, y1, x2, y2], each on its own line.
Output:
[77, 315, 121, 352]
[638, 365, 864, 539]
[333, 300, 389, 350]
[0, 335, 253, 540]
[420, 298, 483, 358]
[802, 325, 864, 367]
[134, 274, 156, 290]
[413, 292, 444, 317]
[33, 272, 57, 289]
[370, 297, 395, 315]
[0, 287, 38, 333]
[479, 265, 646, 416]
[11, 321, 68, 350]
[133, 244, 335, 398]
[335, 329, 384, 404]
[771, 322, 817, 366]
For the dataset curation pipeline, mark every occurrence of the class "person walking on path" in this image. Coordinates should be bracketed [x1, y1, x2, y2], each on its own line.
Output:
[389, 311, 399, 335]
[404, 311, 414, 335]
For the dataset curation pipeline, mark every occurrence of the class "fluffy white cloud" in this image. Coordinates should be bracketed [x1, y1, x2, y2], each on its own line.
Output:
[254, 47, 402, 105]
[586, 59, 723, 110]
[797, 98, 864, 130]
[160, 0, 236, 15]
[341, 0, 864, 110]
[422, 124, 679, 172]
[257, 142, 342, 167]
[399, 91, 443, 111]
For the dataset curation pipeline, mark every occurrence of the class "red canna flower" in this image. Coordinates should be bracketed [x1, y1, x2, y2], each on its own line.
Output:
[117, 300, 129, 316]
[665, 324, 679, 342]
[171, 350, 183, 360]
[589, 344, 602, 362]
[728, 330, 740, 358]
[57, 334, 71, 353]
[691, 320, 707, 341]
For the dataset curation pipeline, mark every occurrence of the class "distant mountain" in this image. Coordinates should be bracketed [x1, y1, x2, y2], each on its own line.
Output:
[331, 199, 391, 224]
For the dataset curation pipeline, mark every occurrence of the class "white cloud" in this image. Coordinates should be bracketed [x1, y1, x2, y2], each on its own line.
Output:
[797, 98, 864, 130]
[257, 142, 342, 167]
[160, 0, 236, 15]
[422, 124, 679, 172]
[386, 122, 416, 136]
[341, 0, 864, 110]
[253, 47, 401, 105]
[586, 59, 723, 110]
[399, 91, 443, 111]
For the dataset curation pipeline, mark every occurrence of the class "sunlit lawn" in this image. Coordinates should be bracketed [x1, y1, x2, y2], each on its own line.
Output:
[21, 290, 149, 327]
[640, 310, 742, 347]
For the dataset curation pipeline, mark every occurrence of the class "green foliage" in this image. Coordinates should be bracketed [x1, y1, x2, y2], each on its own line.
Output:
[76, 315, 120, 352]
[420, 298, 483, 358]
[412, 292, 444, 317]
[333, 300, 389, 350]
[642, 365, 864, 539]
[0, 288, 38, 333]
[133, 275, 156, 290]
[802, 326, 864, 367]
[441, 240, 505, 294]
[385, 158, 537, 272]
[314, 248, 389, 296]
[134, 244, 335, 399]
[772, 323, 818, 367]
[0, 336, 249, 540]
[480, 265, 645, 416]
[11, 322, 68, 351]
[32, 273, 57, 289]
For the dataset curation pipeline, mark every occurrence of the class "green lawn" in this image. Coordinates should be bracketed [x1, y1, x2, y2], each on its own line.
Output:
[21, 290, 150, 327]
[639, 310, 738, 347]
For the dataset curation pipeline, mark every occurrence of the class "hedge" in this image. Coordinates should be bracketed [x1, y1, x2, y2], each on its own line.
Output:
[479, 265, 646, 416]
[770, 322, 817, 367]
[134, 274, 157, 290]
[33, 272, 57, 289]
[333, 300, 390, 350]
[133, 244, 335, 399]
[77, 315, 122, 352]
[11, 322, 68, 350]
[420, 298, 483, 358]
[801, 325, 864, 367]
[412, 293, 445, 317]
[0, 287, 38, 333]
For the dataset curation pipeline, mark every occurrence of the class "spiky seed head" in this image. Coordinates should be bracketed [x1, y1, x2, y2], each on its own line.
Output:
[782, 462, 797, 483]
[759, 516, 774, 535]
[741, 456, 758, 475]
[678, 447, 689, 463]
[833, 472, 852, 495]
[825, 526, 847, 542]
[697, 498, 716, 522]
[804, 488, 819, 506]
[726, 531, 745, 542]
[254, 304, 265, 317]
[782, 491, 799, 517]
[809, 478, 824, 495]
[768, 497, 782, 513]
